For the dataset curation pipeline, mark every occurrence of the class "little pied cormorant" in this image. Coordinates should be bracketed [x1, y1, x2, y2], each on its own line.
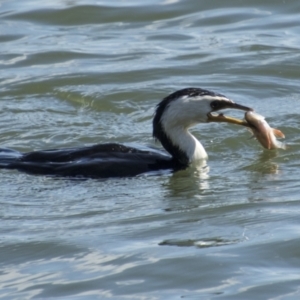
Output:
[0, 88, 252, 178]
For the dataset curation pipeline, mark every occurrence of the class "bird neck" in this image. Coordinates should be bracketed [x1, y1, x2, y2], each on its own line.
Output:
[155, 123, 208, 165]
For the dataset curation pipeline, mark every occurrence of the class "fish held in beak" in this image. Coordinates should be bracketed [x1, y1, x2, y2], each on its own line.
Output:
[206, 100, 286, 150]
[245, 111, 286, 150]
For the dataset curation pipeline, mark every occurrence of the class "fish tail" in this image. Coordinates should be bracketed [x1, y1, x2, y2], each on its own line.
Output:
[272, 128, 285, 138]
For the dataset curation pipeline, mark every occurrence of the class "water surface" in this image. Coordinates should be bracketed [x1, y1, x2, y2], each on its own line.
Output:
[1, 0, 300, 299]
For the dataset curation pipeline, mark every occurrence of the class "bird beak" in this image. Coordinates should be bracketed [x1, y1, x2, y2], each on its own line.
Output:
[207, 102, 253, 127]
[225, 102, 253, 112]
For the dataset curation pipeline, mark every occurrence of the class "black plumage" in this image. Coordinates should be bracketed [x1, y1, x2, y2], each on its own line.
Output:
[0, 144, 185, 178]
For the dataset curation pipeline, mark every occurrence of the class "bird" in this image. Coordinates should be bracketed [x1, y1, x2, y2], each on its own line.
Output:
[0, 88, 252, 178]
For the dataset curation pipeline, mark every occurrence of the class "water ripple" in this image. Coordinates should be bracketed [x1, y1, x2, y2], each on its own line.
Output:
[1, 0, 300, 299]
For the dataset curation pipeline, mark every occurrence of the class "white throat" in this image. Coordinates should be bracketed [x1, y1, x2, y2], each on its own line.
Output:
[159, 94, 211, 163]
[163, 124, 208, 162]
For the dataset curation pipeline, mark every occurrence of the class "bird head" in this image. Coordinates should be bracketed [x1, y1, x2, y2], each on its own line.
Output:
[152, 88, 253, 164]
[154, 88, 252, 132]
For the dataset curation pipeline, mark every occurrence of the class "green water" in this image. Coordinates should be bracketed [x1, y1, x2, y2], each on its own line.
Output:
[1, 0, 300, 299]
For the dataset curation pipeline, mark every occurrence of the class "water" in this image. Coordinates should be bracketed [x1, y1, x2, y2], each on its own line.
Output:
[1, 0, 300, 298]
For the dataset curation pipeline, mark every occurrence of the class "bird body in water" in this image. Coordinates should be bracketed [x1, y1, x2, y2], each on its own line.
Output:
[0, 88, 252, 178]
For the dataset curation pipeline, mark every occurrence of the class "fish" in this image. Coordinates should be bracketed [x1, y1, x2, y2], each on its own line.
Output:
[245, 111, 286, 150]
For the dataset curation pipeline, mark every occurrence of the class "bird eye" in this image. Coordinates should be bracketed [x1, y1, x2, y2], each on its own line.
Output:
[210, 100, 221, 110]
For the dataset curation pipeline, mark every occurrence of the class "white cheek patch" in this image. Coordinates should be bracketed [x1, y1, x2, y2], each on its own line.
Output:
[162, 95, 232, 129]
